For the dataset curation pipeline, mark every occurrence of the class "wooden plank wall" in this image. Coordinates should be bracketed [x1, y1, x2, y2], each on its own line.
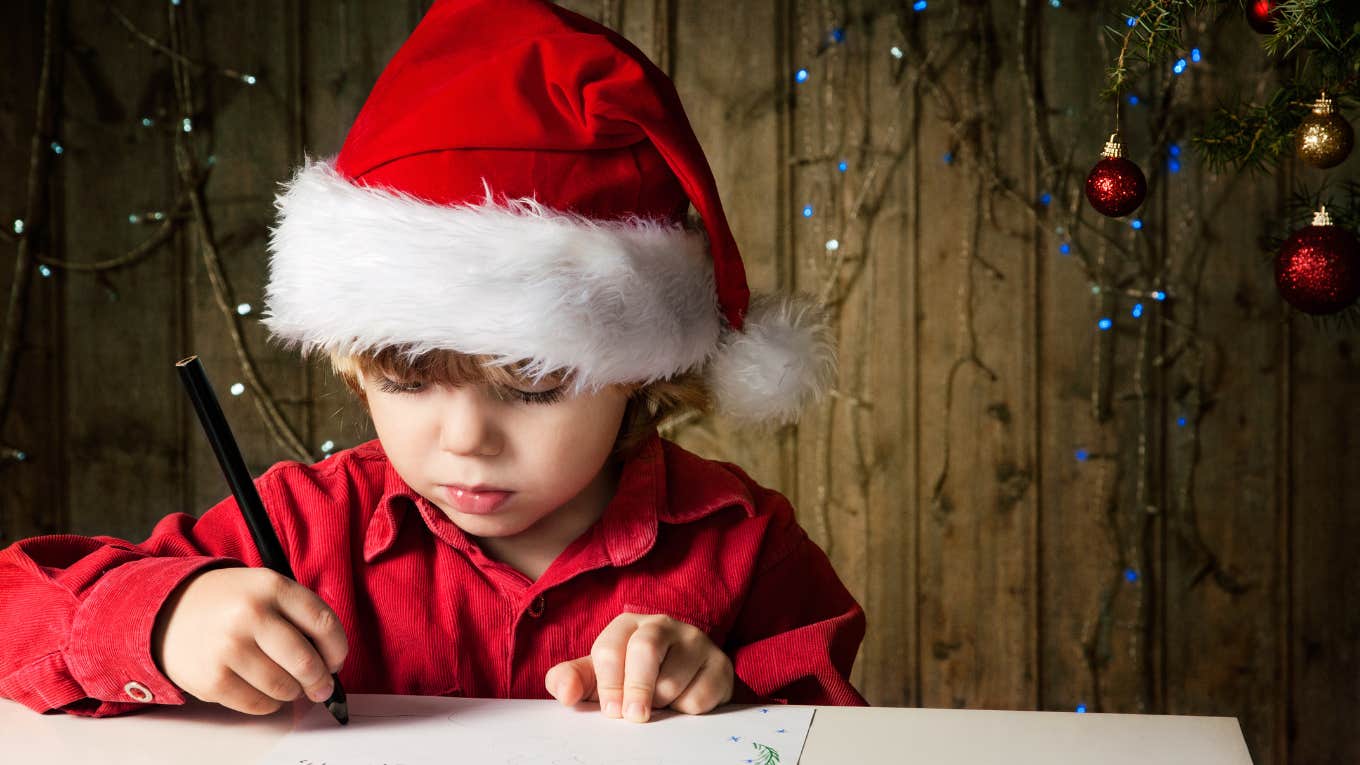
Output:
[1, 1, 1356, 762]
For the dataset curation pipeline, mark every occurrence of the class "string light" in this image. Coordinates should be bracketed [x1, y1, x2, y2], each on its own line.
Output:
[1076, 704, 1087, 714]
[829, 27, 844, 44]
[1059, 242, 1071, 255]
[236, 302, 252, 315]
[1177, 416, 1188, 427]
[141, 117, 154, 127]
[1191, 47, 1201, 62]
[1151, 290, 1167, 301]
[802, 204, 814, 218]
[913, 0, 927, 10]
[1039, 192, 1052, 206]
[1075, 449, 1090, 462]
[181, 117, 193, 133]
[50, 141, 63, 155]
[38, 265, 52, 278]
[890, 45, 904, 60]
[942, 151, 954, 164]
[1131, 303, 1144, 318]
[241, 74, 257, 85]
[1098, 317, 1113, 330]
[12, 219, 23, 235]
[1124, 568, 1139, 583]
[321, 440, 335, 453]
[838, 160, 849, 172]
[229, 382, 245, 396]
[1127, 94, 1140, 106]
[128, 214, 140, 224]
[1173, 58, 1187, 75]
[825, 239, 840, 251]
[1130, 218, 1143, 230]
[1125, 16, 1137, 27]
[794, 68, 809, 83]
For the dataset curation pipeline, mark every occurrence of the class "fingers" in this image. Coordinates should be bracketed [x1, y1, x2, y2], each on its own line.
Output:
[620, 621, 672, 723]
[545, 656, 596, 705]
[590, 614, 640, 719]
[668, 653, 734, 715]
[269, 575, 348, 675]
[204, 666, 288, 716]
[252, 613, 336, 703]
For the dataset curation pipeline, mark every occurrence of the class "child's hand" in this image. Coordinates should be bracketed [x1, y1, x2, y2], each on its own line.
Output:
[544, 612, 733, 723]
[150, 567, 348, 716]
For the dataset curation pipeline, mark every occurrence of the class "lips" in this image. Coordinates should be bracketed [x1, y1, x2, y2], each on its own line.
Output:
[441, 484, 514, 515]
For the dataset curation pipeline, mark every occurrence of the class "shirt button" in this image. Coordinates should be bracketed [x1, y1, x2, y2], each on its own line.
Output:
[526, 594, 545, 618]
[123, 681, 153, 702]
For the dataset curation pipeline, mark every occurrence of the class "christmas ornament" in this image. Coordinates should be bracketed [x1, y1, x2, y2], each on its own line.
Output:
[1085, 133, 1147, 218]
[1295, 92, 1354, 169]
[1245, 0, 1282, 34]
[1275, 206, 1360, 315]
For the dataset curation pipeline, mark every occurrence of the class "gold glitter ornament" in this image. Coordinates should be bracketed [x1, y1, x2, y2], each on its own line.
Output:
[1295, 93, 1354, 169]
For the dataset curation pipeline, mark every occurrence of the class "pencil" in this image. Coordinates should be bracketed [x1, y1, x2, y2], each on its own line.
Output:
[175, 355, 349, 726]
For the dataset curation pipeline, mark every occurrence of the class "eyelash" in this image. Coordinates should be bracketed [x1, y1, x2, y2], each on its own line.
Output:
[376, 378, 565, 406]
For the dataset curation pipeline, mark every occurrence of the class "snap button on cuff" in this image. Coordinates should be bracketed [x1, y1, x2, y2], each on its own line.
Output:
[123, 681, 153, 702]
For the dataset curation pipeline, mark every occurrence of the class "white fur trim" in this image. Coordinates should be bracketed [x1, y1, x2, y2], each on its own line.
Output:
[261, 158, 722, 394]
[704, 291, 839, 426]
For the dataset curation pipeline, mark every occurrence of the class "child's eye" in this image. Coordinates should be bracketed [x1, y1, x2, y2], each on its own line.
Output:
[505, 385, 566, 405]
[378, 377, 424, 394]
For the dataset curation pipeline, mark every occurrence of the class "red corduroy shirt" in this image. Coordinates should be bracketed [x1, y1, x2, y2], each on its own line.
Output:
[0, 430, 867, 717]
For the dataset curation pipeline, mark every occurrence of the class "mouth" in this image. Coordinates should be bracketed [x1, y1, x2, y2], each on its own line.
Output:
[440, 484, 515, 515]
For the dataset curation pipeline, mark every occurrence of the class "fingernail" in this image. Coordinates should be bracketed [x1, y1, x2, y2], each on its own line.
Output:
[604, 700, 621, 718]
[626, 701, 647, 722]
[310, 681, 333, 702]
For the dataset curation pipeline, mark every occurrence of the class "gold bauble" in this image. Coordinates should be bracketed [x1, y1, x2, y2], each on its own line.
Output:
[1296, 93, 1354, 169]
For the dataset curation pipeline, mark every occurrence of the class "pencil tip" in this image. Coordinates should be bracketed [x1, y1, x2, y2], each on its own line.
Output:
[328, 698, 349, 725]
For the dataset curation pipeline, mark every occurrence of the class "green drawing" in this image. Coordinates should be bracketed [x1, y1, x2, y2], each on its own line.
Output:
[751, 742, 780, 765]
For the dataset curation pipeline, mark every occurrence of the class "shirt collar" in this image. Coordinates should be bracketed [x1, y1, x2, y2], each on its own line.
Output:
[358, 429, 756, 566]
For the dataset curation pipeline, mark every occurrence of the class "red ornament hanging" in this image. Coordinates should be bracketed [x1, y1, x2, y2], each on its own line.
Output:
[1245, 0, 1282, 35]
[1275, 207, 1360, 315]
[1085, 133, 1147, 218]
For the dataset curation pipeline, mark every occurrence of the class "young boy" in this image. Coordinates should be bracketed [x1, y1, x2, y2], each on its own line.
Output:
[0, 0, 866, 722]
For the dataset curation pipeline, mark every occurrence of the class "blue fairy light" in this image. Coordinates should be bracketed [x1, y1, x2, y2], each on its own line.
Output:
[913, 0, 927, 10]
[141, 117, 154, 127]
[1125, 568, 1139, 583]
[1151, 290, 1167, 301]
[795, 68, 809, 83]
[942, 151, 954, 164]
[1131, 218, 1143, 230]
[1076, 704, 1088, 714]
[1098, 317, 1113, 331]
[1169, 143, 1181, 157]
[1173, 58, 1187, 75]
[1039, 192, 1052, 206]
[1169, 159, 1181, 174]
[1177, 416, 1188, 427]
[1075, 449, 1089, 462]
[838, 160, 848, 172]
[1127, 94, 1140, 106]
[1131, 303, 1144, 318]
[830, 27, 845, 43]
[1191, 48, 1201, 62]
[1125, 16, 1137, 27]
[1059, 242, 1071, 255]
[802, 204, 814, 218]
[1050, 0, 1061, 6]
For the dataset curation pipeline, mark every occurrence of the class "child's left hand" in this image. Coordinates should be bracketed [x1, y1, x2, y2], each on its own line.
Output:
[545, 611, 734, 723]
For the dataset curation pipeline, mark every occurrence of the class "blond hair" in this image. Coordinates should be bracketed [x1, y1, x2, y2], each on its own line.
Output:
[328, 346, 710, 462]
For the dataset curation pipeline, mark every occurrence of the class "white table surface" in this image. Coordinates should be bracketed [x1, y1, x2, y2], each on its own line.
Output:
[0, 695, 1253, 764]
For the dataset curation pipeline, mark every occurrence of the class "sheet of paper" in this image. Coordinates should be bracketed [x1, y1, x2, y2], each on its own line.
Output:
[257, 694, 815, 765]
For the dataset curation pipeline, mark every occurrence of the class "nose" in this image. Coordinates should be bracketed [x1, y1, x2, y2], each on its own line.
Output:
[437, 384, 503, 457]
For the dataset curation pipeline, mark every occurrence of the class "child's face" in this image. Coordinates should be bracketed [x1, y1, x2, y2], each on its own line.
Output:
[359, 367, 631, 539]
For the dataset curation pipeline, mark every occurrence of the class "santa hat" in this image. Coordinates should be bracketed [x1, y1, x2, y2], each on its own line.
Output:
[261, 0, 837, 426]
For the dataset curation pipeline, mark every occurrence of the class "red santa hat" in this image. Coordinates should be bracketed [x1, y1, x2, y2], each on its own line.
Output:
[262, 0, 837, 426]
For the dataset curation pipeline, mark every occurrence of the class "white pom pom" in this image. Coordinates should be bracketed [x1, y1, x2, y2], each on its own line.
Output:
[704, 291, 838, 426]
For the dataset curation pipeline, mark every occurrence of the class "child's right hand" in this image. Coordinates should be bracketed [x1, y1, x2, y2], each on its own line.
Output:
[150, 567, 348, 715]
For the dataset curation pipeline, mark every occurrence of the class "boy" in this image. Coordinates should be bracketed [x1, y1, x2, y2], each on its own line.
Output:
[0, 0, 866, 722]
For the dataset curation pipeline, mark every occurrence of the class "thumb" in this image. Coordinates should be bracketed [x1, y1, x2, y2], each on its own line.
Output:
[546, 656, 597, 705]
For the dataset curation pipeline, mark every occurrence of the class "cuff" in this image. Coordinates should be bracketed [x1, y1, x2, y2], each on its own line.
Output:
[64, 556, 244, 707]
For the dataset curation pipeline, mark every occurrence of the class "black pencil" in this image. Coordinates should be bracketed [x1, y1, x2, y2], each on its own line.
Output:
[175, 355, 349, 726]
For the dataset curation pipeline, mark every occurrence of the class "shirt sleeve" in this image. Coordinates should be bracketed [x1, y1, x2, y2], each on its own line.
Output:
[0, 467, 299, 718]
[723, 494, 868, 707]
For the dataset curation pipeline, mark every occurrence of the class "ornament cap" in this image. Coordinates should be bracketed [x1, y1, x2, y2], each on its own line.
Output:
[1101, 132, 1124, 159]
[1312, 92, 1334, 115]
[1312, 205, 1333, 227]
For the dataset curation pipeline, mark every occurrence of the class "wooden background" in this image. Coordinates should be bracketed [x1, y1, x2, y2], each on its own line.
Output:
[2, 1, 1356, 762]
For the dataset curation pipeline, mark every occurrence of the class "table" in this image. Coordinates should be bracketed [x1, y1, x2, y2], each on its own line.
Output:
[0, 695, 1253, 764]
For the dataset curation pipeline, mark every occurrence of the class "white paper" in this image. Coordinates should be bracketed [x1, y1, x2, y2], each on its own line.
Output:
[257, 694, 815, 765]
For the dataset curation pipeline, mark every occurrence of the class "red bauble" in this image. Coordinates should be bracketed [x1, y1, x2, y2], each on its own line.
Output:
[1085, 134, 1146, 218]
[1275, 209, 1360, 315]
[1245, 0, 1282, 34]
